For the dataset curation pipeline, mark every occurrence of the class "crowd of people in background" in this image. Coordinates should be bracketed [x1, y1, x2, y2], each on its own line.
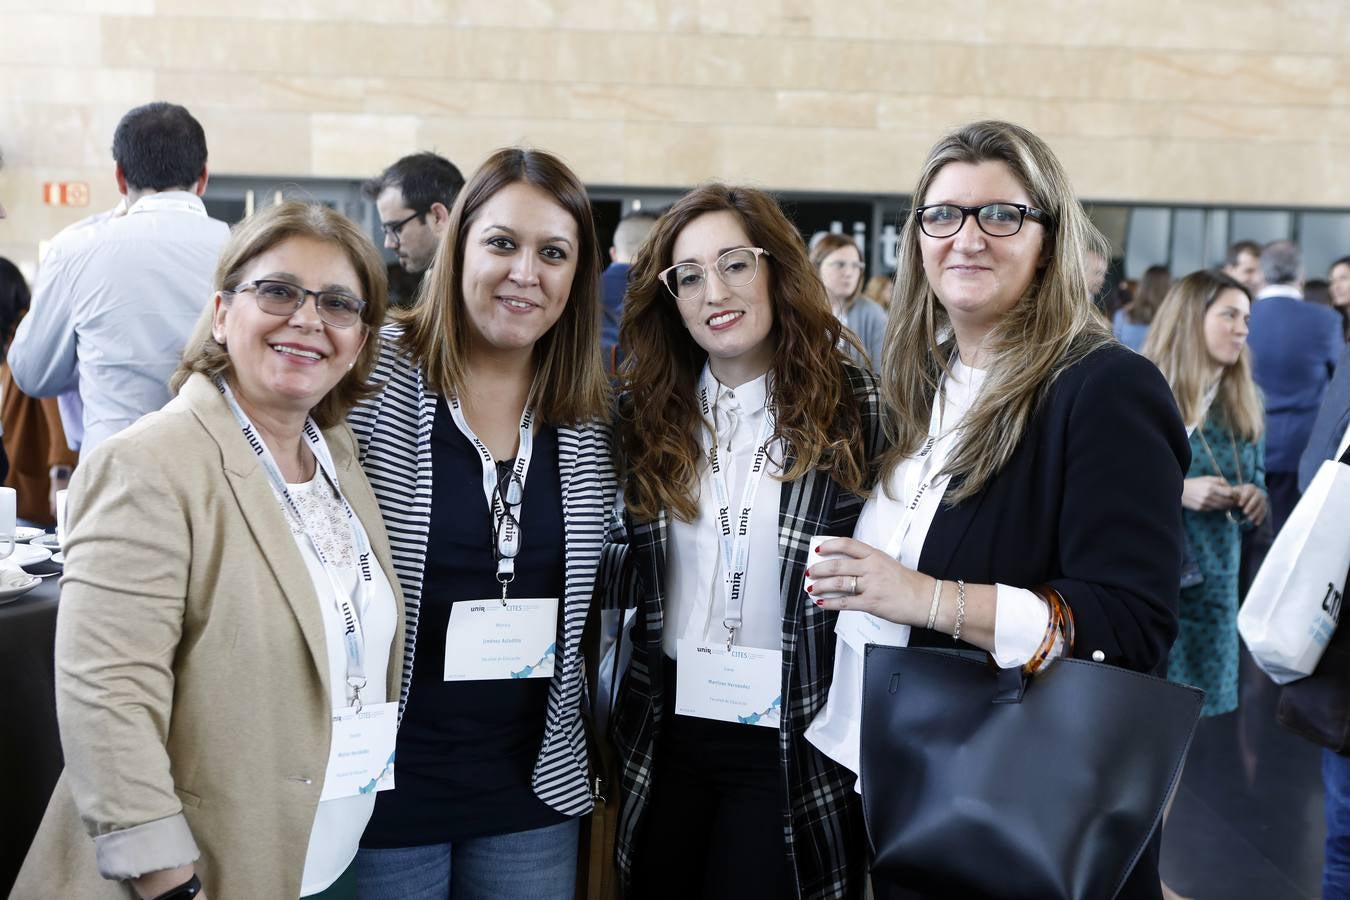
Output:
[0, 101, 1347, 900]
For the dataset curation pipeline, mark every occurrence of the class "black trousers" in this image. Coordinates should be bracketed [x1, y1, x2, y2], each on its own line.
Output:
[630, 656, 793, 900]
[1266, 470, 1303, 538]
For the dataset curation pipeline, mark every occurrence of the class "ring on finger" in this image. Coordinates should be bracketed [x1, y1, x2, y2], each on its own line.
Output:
[850, 575, 859, 595]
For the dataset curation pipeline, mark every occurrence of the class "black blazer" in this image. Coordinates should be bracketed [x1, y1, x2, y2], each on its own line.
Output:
[908, 343, 1189, 674]
[892, 343, 1189, 900]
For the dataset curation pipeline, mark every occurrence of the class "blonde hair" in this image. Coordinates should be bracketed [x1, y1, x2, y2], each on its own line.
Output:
[395, 147, 609, 426]
[881, 120, 1112, 502]
[1143, 269, 1263, 442]
[172, 201, 388, 428]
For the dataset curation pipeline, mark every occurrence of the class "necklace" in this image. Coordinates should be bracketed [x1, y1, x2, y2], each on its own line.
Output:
[1195, 422, 1245, 525]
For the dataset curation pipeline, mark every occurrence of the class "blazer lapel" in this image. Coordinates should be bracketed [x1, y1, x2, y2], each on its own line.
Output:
[181, 375, 332, 687]
[918, 476, 991, 577]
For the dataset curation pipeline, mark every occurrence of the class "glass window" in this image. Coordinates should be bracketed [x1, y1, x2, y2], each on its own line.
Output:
[1125, 208, 1171, 280]
[1298, 212, 1350, 278]
[1170, 209, 1206, 277]
[1230, 210, 1292, 247]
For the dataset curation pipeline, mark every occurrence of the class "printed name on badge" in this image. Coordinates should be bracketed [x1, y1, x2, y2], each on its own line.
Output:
[445, 597, 559, 681]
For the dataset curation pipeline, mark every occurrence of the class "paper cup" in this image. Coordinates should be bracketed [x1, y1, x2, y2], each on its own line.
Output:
[804, 534, 849, 600]
[55, 488, 69, 548]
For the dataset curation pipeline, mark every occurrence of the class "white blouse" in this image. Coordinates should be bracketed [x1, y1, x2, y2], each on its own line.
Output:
[805, 356, 1052, 785]
[664, 368, 784, 658]
[281, 474, 398, 897]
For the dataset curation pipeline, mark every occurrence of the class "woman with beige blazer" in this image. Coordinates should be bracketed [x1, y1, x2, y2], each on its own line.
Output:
[13, 202, 404, 900]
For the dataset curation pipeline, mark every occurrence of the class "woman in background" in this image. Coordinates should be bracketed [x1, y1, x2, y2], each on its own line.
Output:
[812, 232, 887, 369]
[1327, 256, 1350, 341]
[1113, 263, 1171, 351]
[1145, 269, 1267, 717]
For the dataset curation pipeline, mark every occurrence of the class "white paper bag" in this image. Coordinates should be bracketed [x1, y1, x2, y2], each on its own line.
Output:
[1238, 459, 1350, 684]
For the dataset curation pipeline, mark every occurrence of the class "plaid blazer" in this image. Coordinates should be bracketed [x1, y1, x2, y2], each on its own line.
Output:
[602, 362, 884, 900]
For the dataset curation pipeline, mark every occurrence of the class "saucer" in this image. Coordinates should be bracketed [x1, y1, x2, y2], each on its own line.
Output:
[14, 526, 43, 543]
[7, 544, 52, 568]
[29, 533, 60, 550]
[50, 551, 65, 565]
[0, 569, 41, 604]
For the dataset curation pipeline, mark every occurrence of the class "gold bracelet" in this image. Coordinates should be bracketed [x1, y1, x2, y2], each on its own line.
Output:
[926, 578, 943, 631]
[952, 579, 967, 642]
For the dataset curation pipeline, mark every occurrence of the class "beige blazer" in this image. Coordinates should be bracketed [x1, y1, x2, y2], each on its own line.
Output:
[12, 374, 405, 900]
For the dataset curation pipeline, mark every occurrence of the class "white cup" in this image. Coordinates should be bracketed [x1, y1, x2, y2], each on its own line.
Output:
[55, 488, 69, 548]
[804, 533, 849, 601]
[0, 487, 14, 562]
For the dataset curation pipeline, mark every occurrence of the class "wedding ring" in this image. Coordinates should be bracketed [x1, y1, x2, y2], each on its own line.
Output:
[850, 575, 860, 595]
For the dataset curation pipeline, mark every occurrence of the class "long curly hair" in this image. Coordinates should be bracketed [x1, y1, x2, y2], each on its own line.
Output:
[617, 183, 869, 524]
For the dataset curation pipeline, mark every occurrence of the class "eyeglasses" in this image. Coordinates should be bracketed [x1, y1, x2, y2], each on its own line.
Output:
[823, 260, 865, 273]
[659, 247, 770, 302]
[492, 466, 524, 563]
[225, 279, 368, 329]
[913, 203, 1049, 239]
[380, 210, 424, 245]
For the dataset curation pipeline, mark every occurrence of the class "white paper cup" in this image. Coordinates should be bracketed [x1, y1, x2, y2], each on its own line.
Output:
[55, 488, 69, 548]
[804, 533, 849, 601]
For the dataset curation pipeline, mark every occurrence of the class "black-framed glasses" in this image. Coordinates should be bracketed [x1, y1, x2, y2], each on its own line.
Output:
[913, 203, 1050, 239]
[659, 247, 770, 302]
[380, 210, 424, 245]
[492, 465, 525, 563]
[225, 279, 368, 329]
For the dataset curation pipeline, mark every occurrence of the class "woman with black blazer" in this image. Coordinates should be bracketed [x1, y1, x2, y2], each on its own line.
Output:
[348, 148, 616, 899]
[605, 184, 884, 899]
[802, 121, 1189, 900]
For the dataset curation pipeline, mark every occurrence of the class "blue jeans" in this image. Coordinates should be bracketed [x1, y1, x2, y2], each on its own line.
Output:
[355, 819, 579, 900]
[1326, 750, 1350, 898]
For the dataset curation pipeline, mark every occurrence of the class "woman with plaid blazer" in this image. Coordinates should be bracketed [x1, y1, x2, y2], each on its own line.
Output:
[602, 185, 885, 900]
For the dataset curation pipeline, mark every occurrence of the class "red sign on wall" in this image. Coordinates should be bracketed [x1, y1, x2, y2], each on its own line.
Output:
[43, 182, 90, 207]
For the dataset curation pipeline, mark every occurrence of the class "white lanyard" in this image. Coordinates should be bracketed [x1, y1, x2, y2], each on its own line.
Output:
[216, 379, 375, 709]
[885, 373, 965, 561]
[698, 369, 776, 650]
[447, 391, 536, 603]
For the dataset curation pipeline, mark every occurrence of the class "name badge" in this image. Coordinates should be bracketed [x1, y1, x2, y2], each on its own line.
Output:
[445, 597, 559, 681]
[319, 701, 397, 802]
[675, 639, 782, 728]
[833, 609, 909, 656]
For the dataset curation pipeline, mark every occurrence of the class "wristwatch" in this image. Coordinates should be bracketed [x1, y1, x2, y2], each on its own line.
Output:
[150, 874, 202, 900]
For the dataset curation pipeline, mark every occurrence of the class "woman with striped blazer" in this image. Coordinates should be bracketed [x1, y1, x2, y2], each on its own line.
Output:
[604, 184, 885, 899]
[348, 148, 616, 900]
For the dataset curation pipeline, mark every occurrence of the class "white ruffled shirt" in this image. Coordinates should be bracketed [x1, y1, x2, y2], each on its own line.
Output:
[805, 356, 1052, 787]
[281, 474, 398, 897]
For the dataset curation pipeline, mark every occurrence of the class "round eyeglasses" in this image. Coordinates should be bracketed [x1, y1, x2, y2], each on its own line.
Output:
[659, 247, 770, 302]
[913, 203, 1050, 239]
[225, 279, 368, 329]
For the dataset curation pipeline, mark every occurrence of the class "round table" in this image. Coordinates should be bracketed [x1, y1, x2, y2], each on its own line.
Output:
[0, 574, 63, 896]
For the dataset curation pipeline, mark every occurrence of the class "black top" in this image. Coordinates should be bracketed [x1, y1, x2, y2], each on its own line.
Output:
[362, 397, 569, 847]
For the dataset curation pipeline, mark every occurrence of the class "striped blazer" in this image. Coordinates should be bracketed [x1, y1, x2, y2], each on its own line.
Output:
[602, 361, 885, 900]
[349, 327, 618, 817]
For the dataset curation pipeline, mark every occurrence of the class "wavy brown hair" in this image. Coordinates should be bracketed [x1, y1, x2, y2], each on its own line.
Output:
[395, 147, 609, 426]
[881, 120, 1113, 503]
[1124, 264, 1172, 326]
[810, 232, 864, 309]
[1143, 269, 1263, 442]
[618, 184, 869, 524]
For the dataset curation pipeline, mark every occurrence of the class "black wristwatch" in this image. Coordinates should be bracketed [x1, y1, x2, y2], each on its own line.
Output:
[150, 874, 202, 900]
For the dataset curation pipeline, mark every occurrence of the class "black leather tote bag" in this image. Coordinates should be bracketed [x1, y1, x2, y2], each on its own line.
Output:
[860, 645, 1204, 900]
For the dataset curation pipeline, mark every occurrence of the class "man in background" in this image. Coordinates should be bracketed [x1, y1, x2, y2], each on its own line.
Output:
[601, 212, 656, 374]
[1246, 240, 1344, 533]
[1224, 239, 1265, 295]
[8, 101, 229, 456]
[364, 152, 464, 277]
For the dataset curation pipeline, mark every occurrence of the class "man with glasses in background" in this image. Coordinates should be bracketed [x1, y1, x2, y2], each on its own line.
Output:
[363, 152, 465, 280]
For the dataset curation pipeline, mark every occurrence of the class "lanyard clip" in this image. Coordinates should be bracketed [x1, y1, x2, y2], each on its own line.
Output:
[725, 625, 737, 652]
[348, 677, 367, 714]
[498, 573, 513, 606]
